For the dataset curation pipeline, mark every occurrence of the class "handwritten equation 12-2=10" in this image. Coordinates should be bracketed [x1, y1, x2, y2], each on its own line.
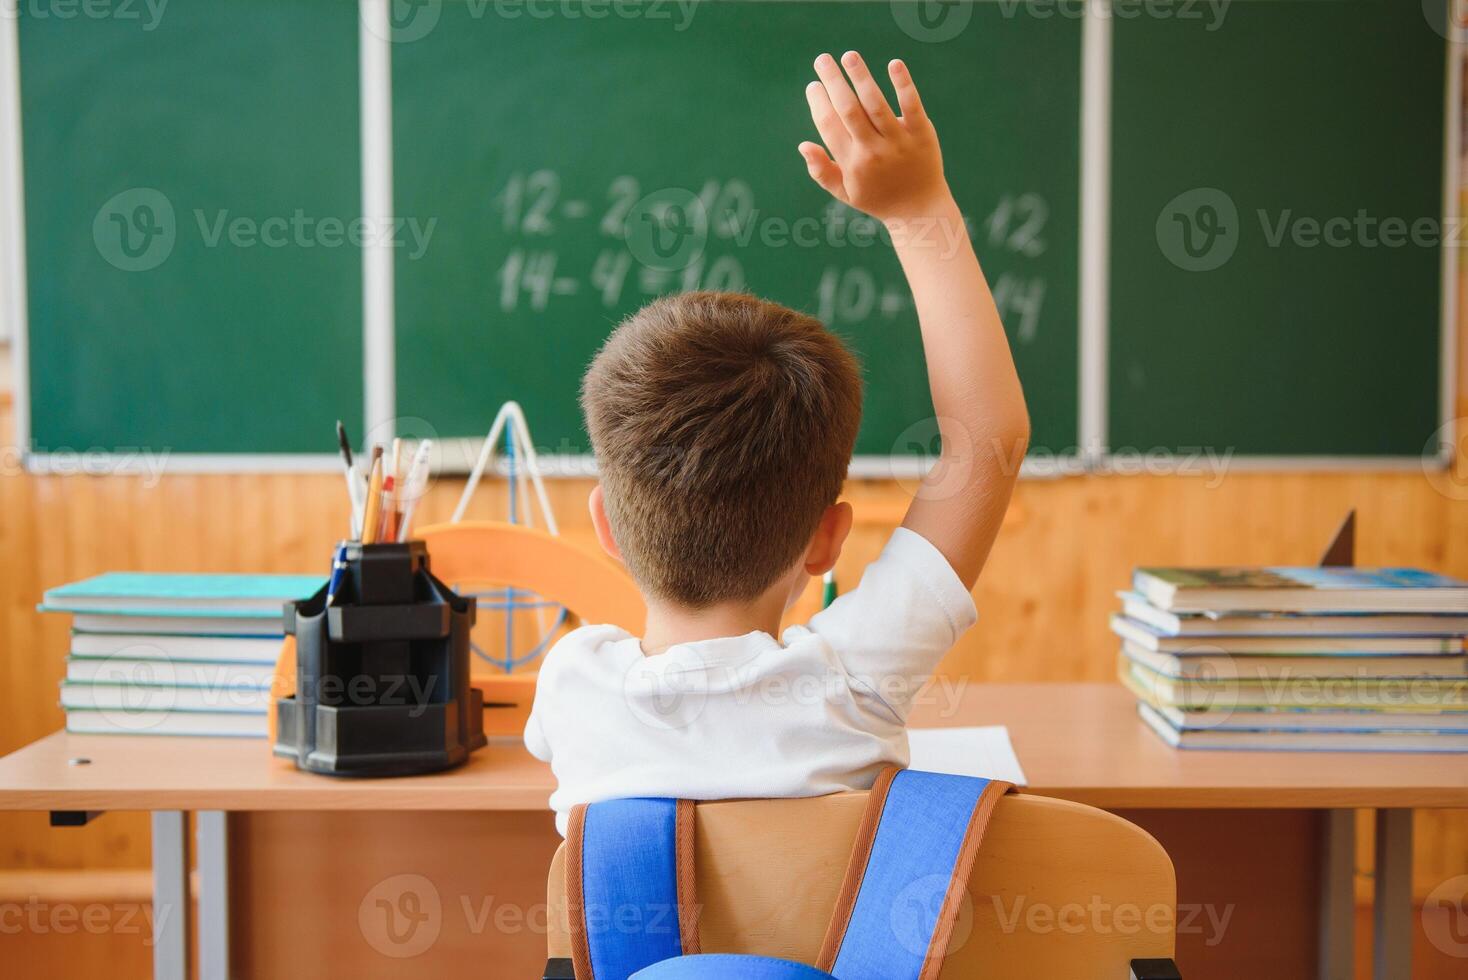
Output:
[491, 170, 1050, 345]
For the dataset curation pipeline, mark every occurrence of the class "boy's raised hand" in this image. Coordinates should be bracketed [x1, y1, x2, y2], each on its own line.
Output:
[800, 51, 1030, 592]
[800, 51, 948, 223]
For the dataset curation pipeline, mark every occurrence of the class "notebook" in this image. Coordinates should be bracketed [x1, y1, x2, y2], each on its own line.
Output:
[1117, 591, 1468, 637]
[70, 632, 284, 664]
[64, 708, 268, 738]
[1119, 640, 1468, 681]
[41, 572, 323, 617]
[65, 657, 276, 689]
[59, 681, 271, 714]
[1132, 567, 1468, 614]
[1111, 614, 1466, 656]
[1138, 703, 1468, 753]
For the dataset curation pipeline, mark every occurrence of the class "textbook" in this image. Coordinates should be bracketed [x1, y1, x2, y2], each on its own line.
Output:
[64, 708, 268, 738]
[1137, 703, 1468, 752]
[68, 614, 286, 636]
[70, 632, 283, 664]
[65, 657, 275, 689]
[1119, 641, 1468, 682]
[1110, 614, 1466, 656]
[59, 681, 271, 714]
[1120, 656, 1468, 711]
[41, 572, 322, 617]
[1120, 665, 1468, 730]
[42, 572, 308, 739]
[1117, 591, 1468, 638]
[1132, 567, 1468, 614]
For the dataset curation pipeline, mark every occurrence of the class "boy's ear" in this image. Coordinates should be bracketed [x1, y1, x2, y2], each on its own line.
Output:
[804, 501, 854, 576]
[588, 483, 623, 562]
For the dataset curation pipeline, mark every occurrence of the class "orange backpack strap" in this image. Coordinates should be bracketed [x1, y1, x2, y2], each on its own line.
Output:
[566, 797, 701, 980]
[675, 799, 701, 955]
[815, 767, 1015, 979]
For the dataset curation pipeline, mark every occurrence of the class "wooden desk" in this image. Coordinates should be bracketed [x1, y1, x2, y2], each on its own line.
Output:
[2, 683, 1461, 979]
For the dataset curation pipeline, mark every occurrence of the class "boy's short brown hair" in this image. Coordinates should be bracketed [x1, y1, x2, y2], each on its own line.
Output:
[582, 291, 862, 608]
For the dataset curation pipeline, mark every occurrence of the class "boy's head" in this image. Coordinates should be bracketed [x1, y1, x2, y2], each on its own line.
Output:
[582, 291, 862, 609]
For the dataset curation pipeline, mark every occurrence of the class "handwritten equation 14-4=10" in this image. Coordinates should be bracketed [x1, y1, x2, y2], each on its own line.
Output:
[493, 170, 1048, 344]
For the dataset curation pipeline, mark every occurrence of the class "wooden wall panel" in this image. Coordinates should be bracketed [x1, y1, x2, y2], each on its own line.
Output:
[3, 465, 1466, 886]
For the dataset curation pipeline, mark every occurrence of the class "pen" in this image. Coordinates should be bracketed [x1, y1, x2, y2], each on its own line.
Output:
[325, 541, 349, 605]
[397, 439, 433, 542]
[336, 421, 362, 538]
[387, 437, 405, 541]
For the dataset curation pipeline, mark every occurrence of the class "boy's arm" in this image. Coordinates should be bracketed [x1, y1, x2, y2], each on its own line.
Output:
[801, 51, 1030, 589]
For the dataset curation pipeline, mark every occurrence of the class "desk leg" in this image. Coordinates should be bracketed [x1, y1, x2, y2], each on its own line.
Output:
[1372, 808, 1413, 980]
[197, 811, 230, 980]
[1318, 809, 1355, 980]
[151, 810, 190, 980]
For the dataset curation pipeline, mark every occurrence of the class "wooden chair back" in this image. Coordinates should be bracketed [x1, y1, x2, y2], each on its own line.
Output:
[415, 521, 645, 634]
[547, 791, 1176, 978]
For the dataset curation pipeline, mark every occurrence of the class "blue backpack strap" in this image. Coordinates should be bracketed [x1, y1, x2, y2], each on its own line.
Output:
[631, 954, 835, 979]
[815, 767, 1014, 980]
[567, 798, 700, 980]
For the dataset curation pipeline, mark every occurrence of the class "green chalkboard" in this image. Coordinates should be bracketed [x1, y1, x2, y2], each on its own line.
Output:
[1110, 0, 1446, 457]
[392, 2, 1083, 459]
[20, 0, 362, 455]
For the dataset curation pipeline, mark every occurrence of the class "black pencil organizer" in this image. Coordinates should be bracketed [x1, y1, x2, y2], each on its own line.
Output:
[273, 541, 487, 776]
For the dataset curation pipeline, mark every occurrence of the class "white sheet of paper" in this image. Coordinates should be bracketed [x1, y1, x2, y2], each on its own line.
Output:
[907, 725, 1028, 786]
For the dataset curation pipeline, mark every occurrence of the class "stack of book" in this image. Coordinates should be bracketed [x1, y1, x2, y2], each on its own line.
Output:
[40, 572, 322, 737]
[1113, 567, 1468, 751]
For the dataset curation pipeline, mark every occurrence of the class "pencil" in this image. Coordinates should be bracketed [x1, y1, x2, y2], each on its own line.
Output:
[377, 474, 396, 543]
[361, 447, 385, 545]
